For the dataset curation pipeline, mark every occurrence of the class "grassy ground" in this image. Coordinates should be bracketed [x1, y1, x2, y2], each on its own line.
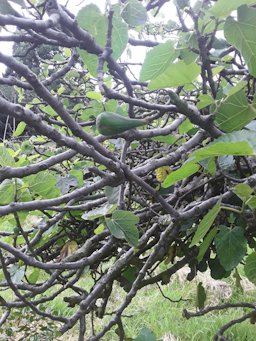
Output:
[60, 271, 256, 341]
[1, 270, 256, 340]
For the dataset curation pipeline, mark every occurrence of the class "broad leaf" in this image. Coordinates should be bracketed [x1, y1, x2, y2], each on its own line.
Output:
[162, 163, 200, 188]
[168, 140, 255, 187]
[77, 5, 128, 74]
[27, 171, 60, 199]
[215, 226, 247, 271]
[69, 169, 84, 187]
[224, 6, 256, 77]
[121, 0, 148, 27]
[106, 210, 139, 247]
[78, 50, 100, 78]
[209, 257, 231, 280]
[215, 129, 256, 151]
[226, 80, 247, 97]
[104, 185, 121, 204]
[244, 252, 256, 284]
[9, 265, 25, 284]
[57, 175, 78, 195]
[197, 227, 218, 262]
[215, 90, 256, 132]
[139, 40, 177, 81]
[190, 141, 255, 162]
[112, 14, 128, 60]
[211, 0, 256, 18]
[0, 179, 15, 205]
[149, 60, 200, 90]
[77, 5, 107, 48]
[190, 201, 221, 246]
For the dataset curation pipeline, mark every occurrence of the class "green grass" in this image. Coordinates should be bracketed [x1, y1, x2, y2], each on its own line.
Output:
[85, 278, 254, 341]
[1, 273, 256, 341]
[121, 282, 256, 341]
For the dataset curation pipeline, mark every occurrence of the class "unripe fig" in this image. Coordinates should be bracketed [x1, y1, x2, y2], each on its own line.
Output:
[96, 112, 147, 136]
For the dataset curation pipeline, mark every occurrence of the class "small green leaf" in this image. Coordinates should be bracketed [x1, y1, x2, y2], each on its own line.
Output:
[190, 201, 221, 246]
[233, 183, 253, 202]
[78, 49, 106, 78]
[41, 105, 57, 117]
[212, 66, 224, 76]
[94, 223, 105, 234]
[178, 118, 194, 134]
[162, 163, 200, 188]
[121, 0, 148, 27]
[148, 60, 200, 90]
[86, 91, 102, 101]
[197, 94, 214, 110]
[106, 210, 139, 247]
[152, 135, 177, 144]
[244, 252, 256, 284]
[139, 40, 177, 81]
[13, 121, 26, 137]
[196, 282, 206, 310]
[247, 196, 256, 209]
[82, 204, 116, 220]
[215, 226, 247, 271]
[28, 268, 40, 284]
[122, 265, 137, 283]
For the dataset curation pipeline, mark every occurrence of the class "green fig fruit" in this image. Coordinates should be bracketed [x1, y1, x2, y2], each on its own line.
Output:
[96, 112, 147, 136]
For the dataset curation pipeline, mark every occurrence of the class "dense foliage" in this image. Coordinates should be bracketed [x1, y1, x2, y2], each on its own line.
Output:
[0, 0, 256, 340]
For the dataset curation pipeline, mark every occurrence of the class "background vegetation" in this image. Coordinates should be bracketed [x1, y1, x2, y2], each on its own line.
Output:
[0, 0, 256, 340]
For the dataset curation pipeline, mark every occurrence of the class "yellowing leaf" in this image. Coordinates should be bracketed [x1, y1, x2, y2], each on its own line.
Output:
[57, 241, 78, 262]
[155, 166, 172, 182]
